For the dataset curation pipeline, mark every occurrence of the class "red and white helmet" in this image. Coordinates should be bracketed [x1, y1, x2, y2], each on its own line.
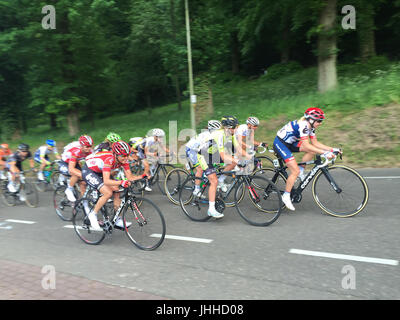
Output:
[304, 107, 325, 121]
[79, 135, 93, 147]
[112, 141, 131, 156]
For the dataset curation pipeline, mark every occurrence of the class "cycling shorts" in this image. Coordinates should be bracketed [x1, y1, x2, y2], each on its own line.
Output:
[82, 164, 104, 190]
[273, 136, 300, 163]
[196, 152, 222, 176]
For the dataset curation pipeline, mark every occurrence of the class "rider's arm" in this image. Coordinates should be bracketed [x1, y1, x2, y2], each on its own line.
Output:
[28, 158, 35, 170]
[300, 139, 327, 154]
[309, 138, 333, 152]
[8, 161, 19, 175]
[68, 159, 82, 178]
[102, 170, 122, 187]
[123, 167, 144, 182]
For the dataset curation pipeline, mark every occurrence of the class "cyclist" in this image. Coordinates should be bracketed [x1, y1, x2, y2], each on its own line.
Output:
[128, 136, 152, 191]
[6, 143, 35, 201]
[185, 120, 222, 197]
[34, 139, 61, 181]
[60, 135, 94, 202]
[197, 116, 253, 218]
[273, 107, 341, 211]
[83, 141, 144, 230]
[94, 132, 121, 153]
[0, 143, 12, 180]
[235, 117, 267, 153]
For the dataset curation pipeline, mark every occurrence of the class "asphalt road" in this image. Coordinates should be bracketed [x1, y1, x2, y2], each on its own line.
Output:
[0, 168, 399, 300]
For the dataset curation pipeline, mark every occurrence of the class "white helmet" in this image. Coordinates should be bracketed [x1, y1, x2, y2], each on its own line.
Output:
[207, 120, 222, 131]
[246, 116, 259, 126]
[152, 128, 165, 137]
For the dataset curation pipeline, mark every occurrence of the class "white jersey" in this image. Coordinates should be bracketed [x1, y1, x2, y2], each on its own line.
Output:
[34, 145, 59, 158]
[186, 131, 212, 151]
[277, 119, 316, 145]
[235, 124, 252, 138]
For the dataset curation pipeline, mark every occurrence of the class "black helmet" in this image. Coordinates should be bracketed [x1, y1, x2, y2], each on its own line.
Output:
[221, 115, 239, 129]
[18, 143, 30, 152]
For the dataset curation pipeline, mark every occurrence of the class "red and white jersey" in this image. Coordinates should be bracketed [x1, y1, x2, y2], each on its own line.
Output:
[85, 151, 129, 173]
[62, 141, 93, 163]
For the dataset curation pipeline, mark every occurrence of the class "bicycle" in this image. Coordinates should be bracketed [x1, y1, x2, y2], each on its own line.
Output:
[53, 173, 81, 221]
[253, 148, 369, 217]
[129, 156, 175, 194]
[0, 170, 39, 208]
[72, 180, 166, 250]
[35, 160, 62, 192]
[178, 163, 282, 226]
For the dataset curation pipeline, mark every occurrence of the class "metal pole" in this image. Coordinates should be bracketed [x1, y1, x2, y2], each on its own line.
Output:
[185, 0, 196, 132]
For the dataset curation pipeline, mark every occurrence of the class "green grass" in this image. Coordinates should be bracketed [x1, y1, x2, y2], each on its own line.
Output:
[8, 58, 400, 167]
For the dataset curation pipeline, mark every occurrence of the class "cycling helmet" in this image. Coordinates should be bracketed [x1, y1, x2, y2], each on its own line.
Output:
[46, 139, 56, 147]
[0, 143, 9, 149]
[112, 141, 131, 156]
[221, 116, 239, 129]
[304, 107, 325, 121]
[106, 132, 121, 143]
[128, 137, 142, 146]
[79, 135, 93, 147]
[18, 143, 30, 152]
[152, 128, 165, 137]
[207, 120, 222, 131]
[246, 116, 260, 126]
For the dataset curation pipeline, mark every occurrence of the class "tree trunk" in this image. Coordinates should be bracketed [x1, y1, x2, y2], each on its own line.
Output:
[317, 0, 338, 93]
[67, 108, 80, 136]
[358, 3, 376, 62]
[208, 85, 214, 115]
[170, 0, 182, 111]
[49, 113, 57, 129]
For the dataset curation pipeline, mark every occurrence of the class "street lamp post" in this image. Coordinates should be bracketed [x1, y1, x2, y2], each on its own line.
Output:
[185, 0, 196, 132]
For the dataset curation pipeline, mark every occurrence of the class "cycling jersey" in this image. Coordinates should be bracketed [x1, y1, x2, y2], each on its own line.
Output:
[61, 142, 92, 163]
[235, 124, 252, 138]
[34, 145, 58, 162]
[85, 151, 129, 173]
[0, 149, 12, 161]
[6, 151, 32, 171]
[198, 129, 239, 155]
[94, 142, 112, 153]
[185, 131, 212, 165]
[276, 119, 316, 146]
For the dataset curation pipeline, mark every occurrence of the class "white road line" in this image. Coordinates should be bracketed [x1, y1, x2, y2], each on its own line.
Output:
[5, 219, 36, 225]
[151, 234, 213, 244]
[289, 249, 399, 266]
[364, 176, 400, 179]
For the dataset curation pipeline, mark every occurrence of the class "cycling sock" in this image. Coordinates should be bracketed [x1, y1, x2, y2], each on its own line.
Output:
[209, 201, 215, 210]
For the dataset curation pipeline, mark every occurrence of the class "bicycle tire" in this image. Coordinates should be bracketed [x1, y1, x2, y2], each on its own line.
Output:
[312, 165, 369, 217]
[1, 181, 16, 206]
[23, 182, 39, 208]
[179, 177, 211, 222]
[53, 185, 75, 221]
[72, 197, 106, 245]
[255, 155, 275, 168]
[123, 197, 166, 250]
[235, 175, 282, 226]
[34, 179, 48, 192]
[164, 167, 190, 205]
[156, 164, 176, 195]
[50, 170, 62, 190]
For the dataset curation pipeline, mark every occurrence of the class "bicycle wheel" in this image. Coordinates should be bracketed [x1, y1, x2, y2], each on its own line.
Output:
[235, 175, 282, 226]
[219, 175, 245, 207]
[179, 177, 211, 222]
[312, 165, 369, 217]
[34, 179, 48, 192]
[252, 168, 287, 192]
[156, 164, 175, 195]
[72, 197, 106, 245]
[50, 170, 62, 190]
[123, 197, 166, 250]
[53, 185, 74, 221]
[23, 182, 39, 208]
[0, 181, 16, 206]
[164, 167, 190, 205]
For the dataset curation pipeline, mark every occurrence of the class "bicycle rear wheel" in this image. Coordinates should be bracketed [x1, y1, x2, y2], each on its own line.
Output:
[72, 197, 106, 245]
[53, 185, 74, 221]
[164, 167, 190, 205]
[312, 165, 369, 217]
[179, 177, 211, 222]
[23, 182, 39, 208]
[235, 175, 282, 226]
[1, 181, 16, 206]
[256, 156, 275, 168]
[123, 197, 166, 250]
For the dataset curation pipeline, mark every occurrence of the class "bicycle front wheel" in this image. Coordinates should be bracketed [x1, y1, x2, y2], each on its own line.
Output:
[123, 197, 166, 250]
[312, 165, 369, 217]
[235, 175, 282, 226]
[1, 181, 16, 206]
[179, 177, 212, 222]
[72, 197, 106, 245]
[23, 182, 39, 208]
[156, 164, 176, 195]
[164, 167, 190, 205]
[53, 185, 74, 221]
